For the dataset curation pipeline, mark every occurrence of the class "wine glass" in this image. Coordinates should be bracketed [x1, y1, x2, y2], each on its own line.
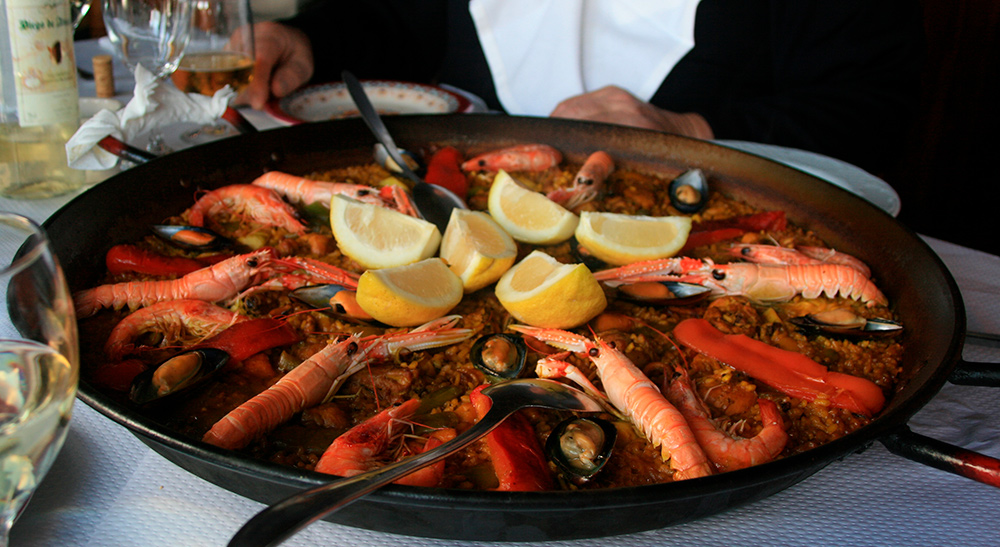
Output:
[102, 0, 192, 79]
[0, 213, 79, 546]
[70, 0, 93, 32]
[170, 0, 255, 143]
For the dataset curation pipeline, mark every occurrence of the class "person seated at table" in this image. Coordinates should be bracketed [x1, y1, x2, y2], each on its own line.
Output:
[241, 0, 922, 174]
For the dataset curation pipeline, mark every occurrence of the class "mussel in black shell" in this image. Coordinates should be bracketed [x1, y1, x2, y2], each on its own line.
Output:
[129, 348, 229, 405]
[569, 238, 608, 272]
[546, 417, 617, 483]
[151, 225, 231, 251]
[470, 333, 527, 380]
[374, 143, 422, 175]
[290, 284, 375, 323]
[789, 308, 903, 339]
[615, 281, 712, 306]
[669, 168, 709, 213]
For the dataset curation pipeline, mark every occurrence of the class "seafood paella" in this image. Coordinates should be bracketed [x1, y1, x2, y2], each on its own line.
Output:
[76, 142, 905, 490]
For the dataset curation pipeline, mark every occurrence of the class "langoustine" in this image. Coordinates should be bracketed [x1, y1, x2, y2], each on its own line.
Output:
[202, 316, 472, 450]
[512, 326, 714, 481]
[74, 248, 278, 318]
[546, 151, 614, 209]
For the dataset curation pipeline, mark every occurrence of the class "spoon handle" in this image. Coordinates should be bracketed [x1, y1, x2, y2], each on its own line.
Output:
[341, 71, 424, 187]
[227, 409, 511, 547]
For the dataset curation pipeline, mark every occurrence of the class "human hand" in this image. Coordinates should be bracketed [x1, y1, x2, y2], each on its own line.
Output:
[550, 85, 714, 139]
[238, 22, 314, 110]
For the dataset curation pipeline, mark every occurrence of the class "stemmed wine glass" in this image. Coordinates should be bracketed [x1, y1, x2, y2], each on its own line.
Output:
[70, 0, 93, 32]
[102, 0, 192, 80]
[0, 213, 79, 546]
[170, 0, 255, 143]
[103, 0, 192, 152]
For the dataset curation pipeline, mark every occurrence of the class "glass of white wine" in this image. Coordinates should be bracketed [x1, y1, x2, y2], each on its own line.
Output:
[172, 0, 255, 143]
[0, 213, 78, 546]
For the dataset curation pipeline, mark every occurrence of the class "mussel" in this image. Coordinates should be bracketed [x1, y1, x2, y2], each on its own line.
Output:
[569, 238, 608, 272]
[546, 417, 617, 483]
[151, 225, 231, 251]
[290, 284, 375, 323]
[129, 348, 229, 405]
[789, 308, 903, 339]
[374, 143, 422, 175]
[669, 168, 709, 213]
[615, 281, 712, 306]
[470, 333, 527, 380]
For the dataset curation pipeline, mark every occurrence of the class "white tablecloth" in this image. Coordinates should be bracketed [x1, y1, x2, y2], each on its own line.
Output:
[4, 39, 999, 547]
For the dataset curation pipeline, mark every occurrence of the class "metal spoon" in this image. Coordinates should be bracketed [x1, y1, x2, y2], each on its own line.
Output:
[227, 378, 606, 547]
[341, 70, 467, 233]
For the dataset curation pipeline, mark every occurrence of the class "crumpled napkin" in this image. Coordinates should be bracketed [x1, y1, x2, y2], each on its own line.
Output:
[66, 64, 236, 170]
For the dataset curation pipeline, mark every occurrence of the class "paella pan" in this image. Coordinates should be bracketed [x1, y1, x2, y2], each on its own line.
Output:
[44, 115, 999, 541]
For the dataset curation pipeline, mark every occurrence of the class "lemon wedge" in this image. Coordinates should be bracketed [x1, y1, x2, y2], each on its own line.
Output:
[355, 258, 464, 327]
[487, 170, 578, 245]
[495, 250, 607, 328]
[575, 211, 692, 266]
[330, 194, 441, 269]
[440, 209, 518, 292]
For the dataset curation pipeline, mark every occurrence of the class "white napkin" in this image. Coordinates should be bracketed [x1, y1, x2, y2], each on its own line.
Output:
[469, 0, 701, 116]
[65, 65, 235, 170]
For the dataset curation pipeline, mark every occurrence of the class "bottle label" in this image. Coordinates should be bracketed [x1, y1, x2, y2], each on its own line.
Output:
[4, 0, 79, 126]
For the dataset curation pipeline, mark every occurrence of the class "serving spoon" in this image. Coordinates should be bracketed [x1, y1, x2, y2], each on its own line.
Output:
[341, 70, 468, 233]
[227, 378, 606, 547]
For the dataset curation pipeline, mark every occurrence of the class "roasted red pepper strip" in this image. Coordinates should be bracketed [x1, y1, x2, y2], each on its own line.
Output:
[680, 212, 788, 253]
[106, 244, 208, 276]
[90, 359, 148, 392]
[424, 146, 468, 200]
[673, 318, 884, 416]
[679, 228, 745, 254]
[692, 211, 787, 233]
[192, 317, 299, 363]
[470, 385, 554, 491]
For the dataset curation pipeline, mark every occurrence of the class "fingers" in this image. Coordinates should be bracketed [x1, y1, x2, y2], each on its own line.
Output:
[549, 86, 713, 139]
[240, 22, 314, 110]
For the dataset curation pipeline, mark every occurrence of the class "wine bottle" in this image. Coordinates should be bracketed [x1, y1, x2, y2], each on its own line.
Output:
[1, 0, 85, 199]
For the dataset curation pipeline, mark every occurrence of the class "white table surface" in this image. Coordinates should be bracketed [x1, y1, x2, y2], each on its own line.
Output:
[4, 39, 999, 547]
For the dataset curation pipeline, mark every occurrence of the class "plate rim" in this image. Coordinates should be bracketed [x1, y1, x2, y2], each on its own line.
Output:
[264, 79, 474, 125]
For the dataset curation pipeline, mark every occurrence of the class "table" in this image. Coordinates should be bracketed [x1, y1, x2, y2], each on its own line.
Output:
[5, 39, 1000, 547]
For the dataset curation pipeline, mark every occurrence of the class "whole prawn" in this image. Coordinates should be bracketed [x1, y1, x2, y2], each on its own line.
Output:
[251, 171, 388, 208]
[512, 326, 713, 480]
[666, 368, 787, 473]
[461, 144, 562, 172]
[202, 316, 473, 450]
[104, 299, 246, 360]
[74, 248, 277, 318]
[314, 399, 456, 486]
[187, 184, 307, 234]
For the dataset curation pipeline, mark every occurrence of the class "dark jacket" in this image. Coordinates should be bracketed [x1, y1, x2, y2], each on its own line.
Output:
[285, 0, 922, 173]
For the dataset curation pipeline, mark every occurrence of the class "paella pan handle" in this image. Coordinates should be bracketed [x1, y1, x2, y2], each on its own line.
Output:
[96, 107, 257, 165]
[879, 358, 1000, 487]
[880, 426, 1000, 487]
[948, 358, 1000, 386]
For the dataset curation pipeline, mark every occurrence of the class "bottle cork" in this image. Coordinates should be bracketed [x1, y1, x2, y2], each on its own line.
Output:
[92, 55, 115, 98]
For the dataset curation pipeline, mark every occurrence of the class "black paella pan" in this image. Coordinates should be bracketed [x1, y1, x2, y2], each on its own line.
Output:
[43, 115, 1000, 541]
